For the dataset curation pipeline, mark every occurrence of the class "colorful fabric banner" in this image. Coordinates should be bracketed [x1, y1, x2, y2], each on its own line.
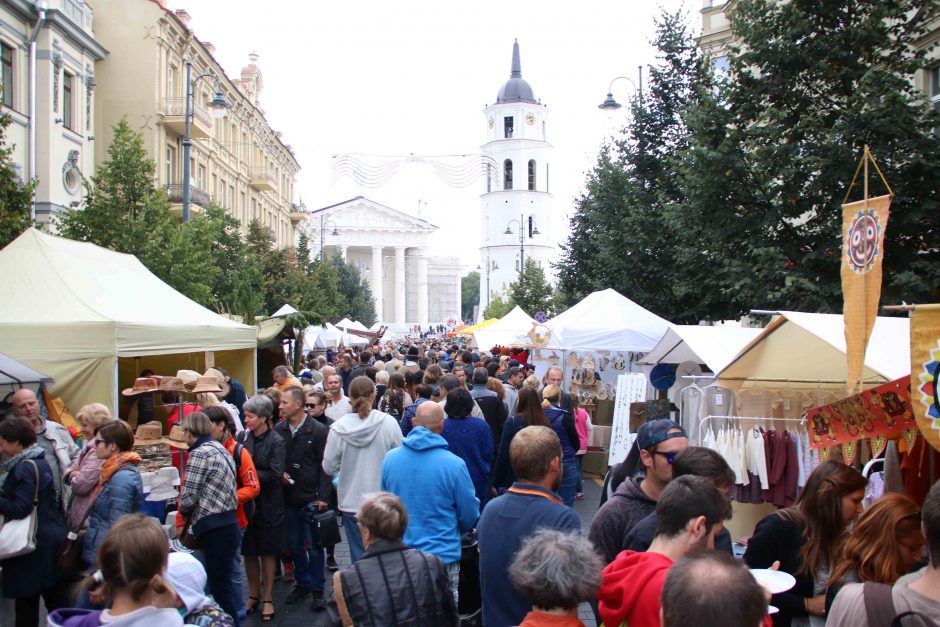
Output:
[911, 304, 940, 453]
[842, 194, 891, 394]
[807, 376, 915, 450]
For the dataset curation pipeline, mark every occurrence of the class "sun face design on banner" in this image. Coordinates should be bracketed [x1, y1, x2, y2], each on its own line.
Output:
[846, 208, 882, 274]
[917, 339, 940, 435]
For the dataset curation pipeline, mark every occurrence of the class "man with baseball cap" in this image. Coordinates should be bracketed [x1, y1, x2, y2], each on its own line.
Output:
[589, 419, 688, 564]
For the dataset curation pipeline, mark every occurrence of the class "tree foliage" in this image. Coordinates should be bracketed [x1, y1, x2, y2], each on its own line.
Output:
[558, 1, 940, 322]
[461, 271, 480, 320]
[482, 260, 559, 319]
[330, 254, 377, 327]
[0, 112, 34, 248]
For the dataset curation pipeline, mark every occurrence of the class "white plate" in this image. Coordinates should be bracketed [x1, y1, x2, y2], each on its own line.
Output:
[749, 569, 797, 594]
[768, 605, 779, 615]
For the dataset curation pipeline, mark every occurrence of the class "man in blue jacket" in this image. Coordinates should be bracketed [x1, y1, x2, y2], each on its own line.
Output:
[381, 402, 480, 603]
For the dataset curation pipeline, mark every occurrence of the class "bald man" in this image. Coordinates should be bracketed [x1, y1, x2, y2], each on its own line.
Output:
[381, 401, 480, 602]
[9, 388, 78, 510]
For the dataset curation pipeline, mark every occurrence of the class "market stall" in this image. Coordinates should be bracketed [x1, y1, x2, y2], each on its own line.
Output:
[473, 306, 537, 350]
[0, 228, 257, 415]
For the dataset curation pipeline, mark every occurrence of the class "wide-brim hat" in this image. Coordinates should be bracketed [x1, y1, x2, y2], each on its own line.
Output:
[203, 368, 230, 398]
[134, 421, 165, 446]
[166, 424, 190, 450]
[176, 370, 201, 390]
[191, 376, 223, 395]
[146, 474, 179, 501]
[157, 377, 187, 393]
[140, 471, 156, 493]
[122, 377, 160, 397]
[157, 465, 181, 486]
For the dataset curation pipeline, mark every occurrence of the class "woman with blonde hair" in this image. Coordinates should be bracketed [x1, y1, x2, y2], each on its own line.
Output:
[49, 514, 183, 626]
[323, 376, 402, 563]
[65, 403, 114, 532]
[825, 492, 925, 610]
[540, 385, 580, 507]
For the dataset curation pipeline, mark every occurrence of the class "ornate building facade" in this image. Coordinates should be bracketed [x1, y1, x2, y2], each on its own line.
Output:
[91, 0, 302, 247]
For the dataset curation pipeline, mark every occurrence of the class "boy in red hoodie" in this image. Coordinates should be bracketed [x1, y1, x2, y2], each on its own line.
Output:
[598, 475, 732, 627]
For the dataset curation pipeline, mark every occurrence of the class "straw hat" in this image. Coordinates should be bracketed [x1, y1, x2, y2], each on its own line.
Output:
[191, 376, 223, 394]
[166, 424, 190, 450]
[176, 370, 201, 390]
[134, 421, 165, 446]
[122, 377, 160, 397]
[157, 377, 187, 393]
[203, 368, 230, 397]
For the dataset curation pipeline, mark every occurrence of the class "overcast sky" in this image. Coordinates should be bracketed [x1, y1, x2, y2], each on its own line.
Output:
[175, 0, 695, 271]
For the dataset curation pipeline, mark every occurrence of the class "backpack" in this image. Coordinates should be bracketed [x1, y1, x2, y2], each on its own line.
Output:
[863, 582, 933, 627]
[231, 437, 256, 520]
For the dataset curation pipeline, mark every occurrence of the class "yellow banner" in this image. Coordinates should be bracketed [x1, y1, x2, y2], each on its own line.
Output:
[911, 304, 940, 453]
[842, 194, 891, 394]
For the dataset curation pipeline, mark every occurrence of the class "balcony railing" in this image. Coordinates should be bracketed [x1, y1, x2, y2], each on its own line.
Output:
[164, 184, 212, 207]
[57, 0, 94, 32]
[161, 98, 212, 130]
[249, 166, 277, 192]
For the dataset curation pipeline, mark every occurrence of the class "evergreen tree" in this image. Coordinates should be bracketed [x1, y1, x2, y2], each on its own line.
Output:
[461, 271, 480, 320]
[330, 254, 377, 326]
[508, 259, 557, 317]
[0, 112, 34, 248]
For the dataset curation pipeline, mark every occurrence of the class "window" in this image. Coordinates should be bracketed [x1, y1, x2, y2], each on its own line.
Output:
[196, 165, 206, 191]
[503, 159, 513, 190]
[504, 116, 514, 138]
[1, 43, 13, 109]
[528, 215, 536, 237]
[251, 198, 257, 221]
[713, 55, 730, 80]
[165, 145, 176, 184]
[212, 174, 218, 198]
[167, 64, 177, 98]
[930, 66, 940, 113]
[220, 178, 227, 207]
[229, 185, 235, 211]
[62, 72, 74, 130]
[240, 192, 246, 223]
[527, 159, 536, 191]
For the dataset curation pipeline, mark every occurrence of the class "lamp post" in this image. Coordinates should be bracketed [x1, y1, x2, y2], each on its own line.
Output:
[319, 215, 339, 259]
[477, 254, 499, 309]
[504, 214, 540, 274]
[182, 61, 228, 222]
[597, 68, 643, 112]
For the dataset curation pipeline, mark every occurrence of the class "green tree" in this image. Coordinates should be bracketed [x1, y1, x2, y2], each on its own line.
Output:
[508, 259, 556, 317]
[0, 112, 35, 248]
[461, 271, 480, 320]
[678, 0, 940, 314]
[330, 254, 377, 326]
[482, 291, 512, 319]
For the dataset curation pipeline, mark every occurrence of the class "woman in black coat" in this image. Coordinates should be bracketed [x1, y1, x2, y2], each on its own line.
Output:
[0, 416, 68, 627]
[239, 395, 286, 622]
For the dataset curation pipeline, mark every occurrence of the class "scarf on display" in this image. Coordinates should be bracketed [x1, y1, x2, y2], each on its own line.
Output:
[0, 443, 45, 486]
[99, 451, 142, 485]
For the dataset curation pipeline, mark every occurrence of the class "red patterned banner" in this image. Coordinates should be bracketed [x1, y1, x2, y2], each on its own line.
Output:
[807, 376, 915, 450]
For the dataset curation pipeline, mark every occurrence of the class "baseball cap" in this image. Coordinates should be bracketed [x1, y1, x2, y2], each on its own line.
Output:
[637, 419, 687, 450]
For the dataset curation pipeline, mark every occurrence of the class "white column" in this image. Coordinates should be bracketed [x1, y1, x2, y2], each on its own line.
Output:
[371, 246, 384, 322]
[416, 250, 429, 324]
[394, 246, 406, 323]
[456, 269, 463, 322]
[339, 244, 348, 261]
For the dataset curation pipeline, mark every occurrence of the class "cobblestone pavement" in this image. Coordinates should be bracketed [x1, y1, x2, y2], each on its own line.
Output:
[0, 474, 605, 626]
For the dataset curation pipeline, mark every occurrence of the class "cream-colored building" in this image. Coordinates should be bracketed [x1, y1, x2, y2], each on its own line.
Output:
[92, 0, 303, 248]
[0, 0, 107, 225]
[700, 1, 940, 106]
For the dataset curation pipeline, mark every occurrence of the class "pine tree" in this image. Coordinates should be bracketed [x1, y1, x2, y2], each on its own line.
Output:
[0, 112, 34, 248]
[508, 259, 556, 317]
[330, 254, 377, 326]
[461, 271, 480, 320]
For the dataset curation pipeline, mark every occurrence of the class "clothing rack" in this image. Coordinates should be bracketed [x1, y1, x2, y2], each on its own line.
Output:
[698, 414, 806, 435]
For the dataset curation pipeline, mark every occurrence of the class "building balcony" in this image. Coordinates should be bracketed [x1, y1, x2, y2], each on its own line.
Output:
[161, 98, 214, 140]
[250, 166, 277, 193]
[165, 184, 212, 215]
[290, 203, 309, 225]
[55, 0, 94, 33]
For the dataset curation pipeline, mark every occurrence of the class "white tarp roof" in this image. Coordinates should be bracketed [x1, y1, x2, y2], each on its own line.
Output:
[336, 318, 369, 332]
[640, 325, 763, 374]
[545, 289, 672, 352]
[271, 303, 299, 317]
[329, 322, 368, 346]
[302, 325, 339, 351]
[719, 311, 910, 386]
[473, 306, 537, 350]
[0, 352, 54, 386]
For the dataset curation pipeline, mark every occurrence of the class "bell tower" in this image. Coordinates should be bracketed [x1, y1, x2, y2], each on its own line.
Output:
[478, 40, 556, 316]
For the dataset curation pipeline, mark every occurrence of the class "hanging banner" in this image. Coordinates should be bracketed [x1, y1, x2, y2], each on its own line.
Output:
[842, 194, 892, 395]
[609, 373, 647, 465]
[807, 375, 915, 449]
[911, 304, 940, 453]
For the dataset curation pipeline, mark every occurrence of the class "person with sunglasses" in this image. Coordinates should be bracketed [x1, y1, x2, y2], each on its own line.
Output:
[303, 387, 341, 572]
[589, 419, 688, 564]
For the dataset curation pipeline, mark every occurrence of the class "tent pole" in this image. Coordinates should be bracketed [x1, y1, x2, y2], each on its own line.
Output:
[113, 360, 119, 416]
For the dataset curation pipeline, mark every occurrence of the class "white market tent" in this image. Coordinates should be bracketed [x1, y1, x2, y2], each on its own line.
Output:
[473, 306, 537, 350]
[546, 288, 673, 353]
[301, 325, 339, 351]
[0, 229, 257, 413]
[271, 303, 299, 317]
[718, 311, 910, 389]
[640, 325, 763, 374]
[336, 318, 369, 332]
[330, 322, 368, 346]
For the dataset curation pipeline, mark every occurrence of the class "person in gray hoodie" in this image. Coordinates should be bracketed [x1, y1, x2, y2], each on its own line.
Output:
[322, 375, 402, 563]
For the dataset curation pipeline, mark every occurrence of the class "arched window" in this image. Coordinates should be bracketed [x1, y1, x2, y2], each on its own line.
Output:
[528, 159, 536, 191]
[504, 159, 513, 190]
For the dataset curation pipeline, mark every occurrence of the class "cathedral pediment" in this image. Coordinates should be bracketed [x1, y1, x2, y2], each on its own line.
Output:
[311, 196, 437, 232]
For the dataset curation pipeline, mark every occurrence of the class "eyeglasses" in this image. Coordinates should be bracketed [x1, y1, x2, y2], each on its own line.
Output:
[94, 438, 112, 447]
[653, 451, 679, 464]
[305, 403, 317, 409]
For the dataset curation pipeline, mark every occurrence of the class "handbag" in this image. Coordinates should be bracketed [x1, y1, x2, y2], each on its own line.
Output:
[309, 509, 341, 548]
[178, 518, 201, 551]
[0, 460, 41, 560]
[58, 482, 101, 574]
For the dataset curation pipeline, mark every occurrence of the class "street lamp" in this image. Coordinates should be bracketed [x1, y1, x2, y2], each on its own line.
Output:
[182, 61, 228, 222]
[597, 68, 643, 111]
[477, 255, 499, 308]
[504, 214, 540, 274]
[319, 216, 339, 259]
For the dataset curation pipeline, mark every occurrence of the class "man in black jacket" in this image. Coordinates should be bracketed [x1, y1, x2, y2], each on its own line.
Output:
[275, 386, 333, 611]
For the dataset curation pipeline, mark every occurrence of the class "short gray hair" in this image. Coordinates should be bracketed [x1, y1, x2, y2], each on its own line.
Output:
[375, 370, 390, 385]
[179, 411, 212, 437]
[508, 529, 603, 611]
[357, 492, 408, 541]
[243, 395, 274, 419]
[472, 367, 489, 385]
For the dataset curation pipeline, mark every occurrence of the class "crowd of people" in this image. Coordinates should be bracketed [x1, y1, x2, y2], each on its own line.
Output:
[0, 337, 938, 627]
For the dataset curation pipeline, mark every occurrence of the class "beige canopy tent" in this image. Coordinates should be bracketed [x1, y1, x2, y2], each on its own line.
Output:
[0, 229, 257, 414]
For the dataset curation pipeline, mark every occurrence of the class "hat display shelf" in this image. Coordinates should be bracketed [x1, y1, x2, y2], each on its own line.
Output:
[569, 353, 601, 418]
